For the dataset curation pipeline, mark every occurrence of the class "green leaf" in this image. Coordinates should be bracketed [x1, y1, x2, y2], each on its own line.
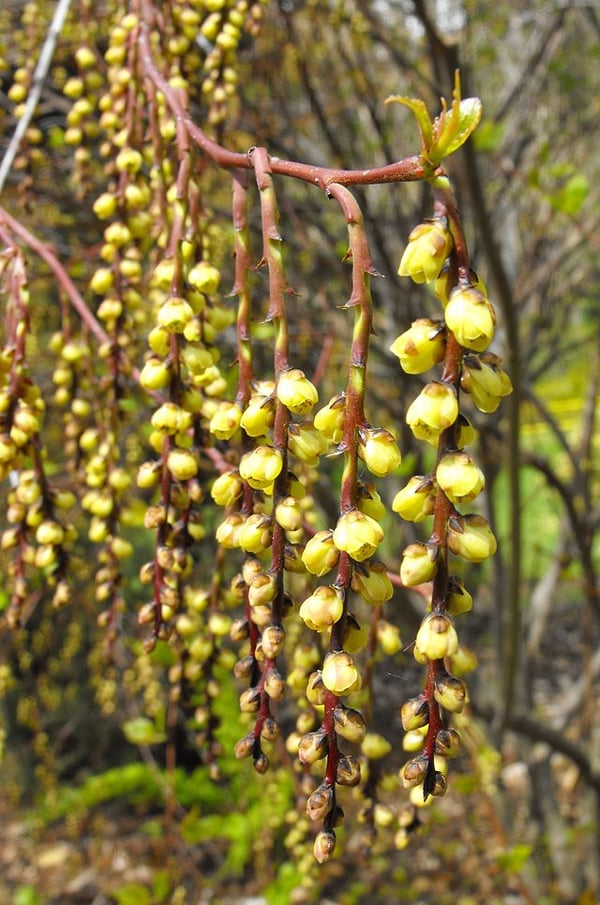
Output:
[440, 97, 483, 156]
[549, 173, 589, 215]
[429, 73, 482, 164]
[122, 717, 167, 746]
[113, 883, 152, 905]
[386, 95, 433, 151]
[13, 886, 44, 905]
[496, 843, 534, 872]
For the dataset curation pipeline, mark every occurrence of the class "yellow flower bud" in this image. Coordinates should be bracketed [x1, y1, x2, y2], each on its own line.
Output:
[447, 514, 497, 562]
[287, 422, 327, 465]
[93, 192, 118, 220]
[448, 644, 478, 675]
[399, 754, 429, 788]
[240, 394, 275, 437]
[333, 704, 367, 743]
[322, 650, 361, 696]
[414, 612, 458, 662]
[392, 475, 436, 522]
[239, 445, 283, 490]
[313, 829, 336, 864]
[356, 481, 386, 521]
[390, 318, 446, 374]
[298, 729, 328, 765]
[210, 470, 243, 507]
[209, 401, 242, 440]
[151, 402, 192, 434]
[248, 572, 276, 607]
[358, 427, 401, 477]
[261, 623, 285, 659]
[361, 732, 392, 760]
[139, 357, 171, 392]
[376, 619, 402, 655]
[167, 448, 198, 481]
[313, 393, 345, 443]
[306, 782, 334, 822]
[400, 542, 438, 587]
[301, 529, 340, 576]
[436, 450, 485, 504]
[36, 520, 65, 546]
[434, 728, 461, 757]
[157, 296, 194, 333]
[406, 382, 459, 444]
[445, 285, 496, 352]
[398, 220, 452, 284]
[187, 261, 220, 294]
[351, 561, 393, 605]
[275, 495, 303, 532]
[446, 577, 473, 616]
[305, 670, 327, 706]
[336, 754, 362, 786]
[333, 509, 383, 562]
[238, 514, 272, 554]
[434, 670, 467, 713]
[299, 585, 344, 632]
[401, 696, 429, 732]
[276, 368, 319, 414]
[215, 513, 244, 548]
[461, 352, 512, 413]
[343, 612, 369, 653]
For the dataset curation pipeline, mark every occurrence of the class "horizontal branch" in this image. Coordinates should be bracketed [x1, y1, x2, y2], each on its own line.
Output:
[138, 22, 432, 190]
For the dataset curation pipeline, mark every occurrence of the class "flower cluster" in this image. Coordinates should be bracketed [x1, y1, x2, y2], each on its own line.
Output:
[391, 207, 511, 806]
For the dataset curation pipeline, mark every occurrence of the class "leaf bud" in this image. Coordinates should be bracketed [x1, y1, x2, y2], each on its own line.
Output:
[333, 704, 367, 744]
[390, 318, 446, 374]
[392, 475, 436, 522]
[400, 695, 429, 731]
[299, 585, 344, 632]
[400, 542, 438, 587]
[406, 382, 459, 444]
[445, 285, 496, 352]
[351, 561, 393, 605]
[398, 220, 452, 284]
[301, 529, 340, 576]
[276, 369, 319, 415]
[436, 450, 485, 504]
[336, 754, 362, 787]
[298, 729, 328, 766]
[313, 829, 336, 864]
[358, 427, 402, 477]
[306, 782, 334, 822]
[322, 650, 361, 696]
[361, 732, 392, 760]
[447, 514, 497, 562]
[414, 612, 459, 662]
[239, 445, 283, 490]
[333, 509, 383, 562]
